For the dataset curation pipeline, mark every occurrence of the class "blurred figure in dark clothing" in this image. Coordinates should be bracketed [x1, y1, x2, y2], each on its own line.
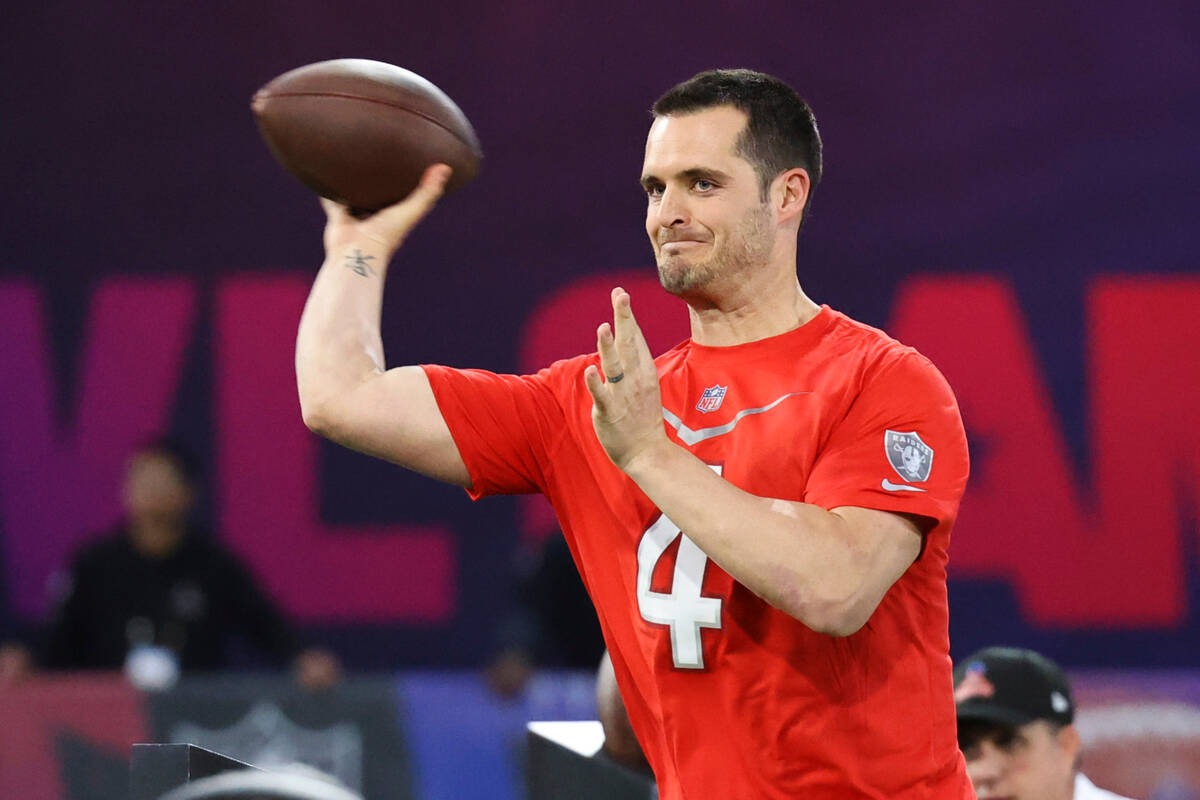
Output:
[487, 533, 606, 697]
[596, 649, 651, 774]
[0, 438, 338, 689]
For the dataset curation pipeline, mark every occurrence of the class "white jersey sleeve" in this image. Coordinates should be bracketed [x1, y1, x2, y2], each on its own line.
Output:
[1074, 773, 1138, 800]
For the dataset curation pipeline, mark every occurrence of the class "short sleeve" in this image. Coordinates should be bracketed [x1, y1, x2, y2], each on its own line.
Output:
[423, 359, 584, 499]
[803, 352, 969, 529]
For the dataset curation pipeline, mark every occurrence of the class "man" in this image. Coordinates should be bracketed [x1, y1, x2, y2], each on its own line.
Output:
[486, 532, 606, 698]
[955, 647, 1135, 800]
[0, 439, 338, 689]
[596, 649, 652, 775]
[297, 69, 971, 797]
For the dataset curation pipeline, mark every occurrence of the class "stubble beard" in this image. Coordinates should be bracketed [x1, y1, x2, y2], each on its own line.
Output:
[657, 204, 773, 297]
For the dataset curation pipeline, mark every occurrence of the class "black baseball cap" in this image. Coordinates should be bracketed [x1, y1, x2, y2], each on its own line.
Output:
[953, 647, 1074, 728]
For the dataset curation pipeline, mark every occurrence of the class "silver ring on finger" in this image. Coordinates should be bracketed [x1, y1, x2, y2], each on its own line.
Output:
[607, 372, 625, 384]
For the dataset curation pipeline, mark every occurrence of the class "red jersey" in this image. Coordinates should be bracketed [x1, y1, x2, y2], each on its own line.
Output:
[424, 305, 973, 799]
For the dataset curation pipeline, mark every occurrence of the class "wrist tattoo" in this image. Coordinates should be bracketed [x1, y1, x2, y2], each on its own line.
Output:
[344, 249, 377, 277]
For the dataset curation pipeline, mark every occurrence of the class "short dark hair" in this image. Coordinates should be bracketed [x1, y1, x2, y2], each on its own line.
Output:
[135, 436, 201, 486]
[652, 69, 823, 223]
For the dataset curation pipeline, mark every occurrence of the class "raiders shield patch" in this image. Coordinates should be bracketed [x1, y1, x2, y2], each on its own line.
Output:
[885, 430, 934, 482]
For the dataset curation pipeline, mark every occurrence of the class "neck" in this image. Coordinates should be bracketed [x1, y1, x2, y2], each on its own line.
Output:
[128, 518, 186, 558]
[1064, 771, 1079, 800]
[684, 270, 820, 347]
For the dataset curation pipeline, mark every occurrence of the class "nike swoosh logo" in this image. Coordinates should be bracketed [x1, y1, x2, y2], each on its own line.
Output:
[662, 392, 810, 445]
[881, 479, 927, 493]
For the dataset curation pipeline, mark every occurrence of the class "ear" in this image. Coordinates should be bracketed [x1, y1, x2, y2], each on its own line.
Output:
[774, 167, 810, 225]
[1057, 724, 1083, 767]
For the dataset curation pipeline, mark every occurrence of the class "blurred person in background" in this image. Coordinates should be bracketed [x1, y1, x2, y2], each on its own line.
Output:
[595, 649, 651, 775]
[0, 438, 339, 690]
[486, 533, 605, 697]
[955, 646, 1135, 800]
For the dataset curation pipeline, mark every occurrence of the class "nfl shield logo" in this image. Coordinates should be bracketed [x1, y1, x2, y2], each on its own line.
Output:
[169, 703, 363, 789]
[696, 385, 727, 413]
[885, 430, 934, 482]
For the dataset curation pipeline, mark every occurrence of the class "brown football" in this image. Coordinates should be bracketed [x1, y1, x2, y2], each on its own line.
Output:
[251, 59, 481, 210]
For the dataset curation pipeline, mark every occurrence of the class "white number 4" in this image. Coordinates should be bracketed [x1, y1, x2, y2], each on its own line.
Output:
[636, 465, 723, 669]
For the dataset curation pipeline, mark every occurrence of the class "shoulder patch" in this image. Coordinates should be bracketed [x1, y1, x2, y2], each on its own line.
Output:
[885, 430, 934, 482]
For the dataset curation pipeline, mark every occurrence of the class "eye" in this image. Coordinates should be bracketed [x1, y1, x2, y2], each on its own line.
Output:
[693, 178, 714, 191]
[644, 183, 664, 199]
[996, 730, 1022, 753]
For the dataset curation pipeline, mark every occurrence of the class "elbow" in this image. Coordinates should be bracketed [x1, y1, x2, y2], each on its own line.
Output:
[299, 395, 343, 440]
[781, 588, 873, 638]
[801, 604, 869, 638]
[299, 397, 328, 436]
[809, 607, 871, 638]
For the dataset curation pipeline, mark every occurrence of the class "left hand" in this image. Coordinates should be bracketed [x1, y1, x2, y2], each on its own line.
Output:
[584, 288, 669, 471]
[0, 643, 33, 685]
[485, 647, 535, 699]
[293, 648, 342, 691]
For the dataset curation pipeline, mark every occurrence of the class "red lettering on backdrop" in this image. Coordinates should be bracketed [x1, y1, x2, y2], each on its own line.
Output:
[516, 271, 690, 542]
[2, 273, 1189, 628]
[891, 276, 1198, 627]
[0, 279, 195, 618]
[215, 276, 455, 621]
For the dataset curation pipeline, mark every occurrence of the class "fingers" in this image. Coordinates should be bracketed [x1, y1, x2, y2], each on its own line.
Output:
[587, 287, 651, 415]
[321, 164, 452, 249]
[402, 163, 453, 213]
[610, 287, 653, 368]
[594, 287, 652, 389]
[420, 162, 453, 193]
[596, 321, 621, 381]
[587, 315, 627, 418]
[320, 196, 350, 222]
[354, 163, 445, 243]
[584, 363, 611, 415]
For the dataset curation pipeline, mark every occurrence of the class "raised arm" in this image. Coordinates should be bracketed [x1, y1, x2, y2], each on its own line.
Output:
[295, 164, 470, 486]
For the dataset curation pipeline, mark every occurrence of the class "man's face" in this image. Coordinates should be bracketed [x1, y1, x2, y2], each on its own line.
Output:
[959, 719, 1079, 800]
[123, 451, 193, 524]
[640, 106, 774, 297]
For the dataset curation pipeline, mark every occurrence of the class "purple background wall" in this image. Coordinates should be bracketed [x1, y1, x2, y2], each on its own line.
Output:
[2, 1, 1198, 669]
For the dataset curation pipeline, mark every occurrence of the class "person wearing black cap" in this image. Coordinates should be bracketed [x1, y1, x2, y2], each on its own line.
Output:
[953, 647, 1134, 800]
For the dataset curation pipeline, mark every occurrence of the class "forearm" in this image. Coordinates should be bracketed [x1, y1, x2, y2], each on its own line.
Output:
[297, 166, 449, 431]
[584, 289, 918, 633]
[625, 441, 891, 634]
[291, 169, 468, 483]
[295, 241, 392, 425]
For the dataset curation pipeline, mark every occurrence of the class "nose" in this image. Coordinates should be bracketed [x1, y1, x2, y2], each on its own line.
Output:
[654, 184, 689, 229]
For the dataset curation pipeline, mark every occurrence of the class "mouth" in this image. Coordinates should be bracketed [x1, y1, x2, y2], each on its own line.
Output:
[660, 239, 707, 253]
